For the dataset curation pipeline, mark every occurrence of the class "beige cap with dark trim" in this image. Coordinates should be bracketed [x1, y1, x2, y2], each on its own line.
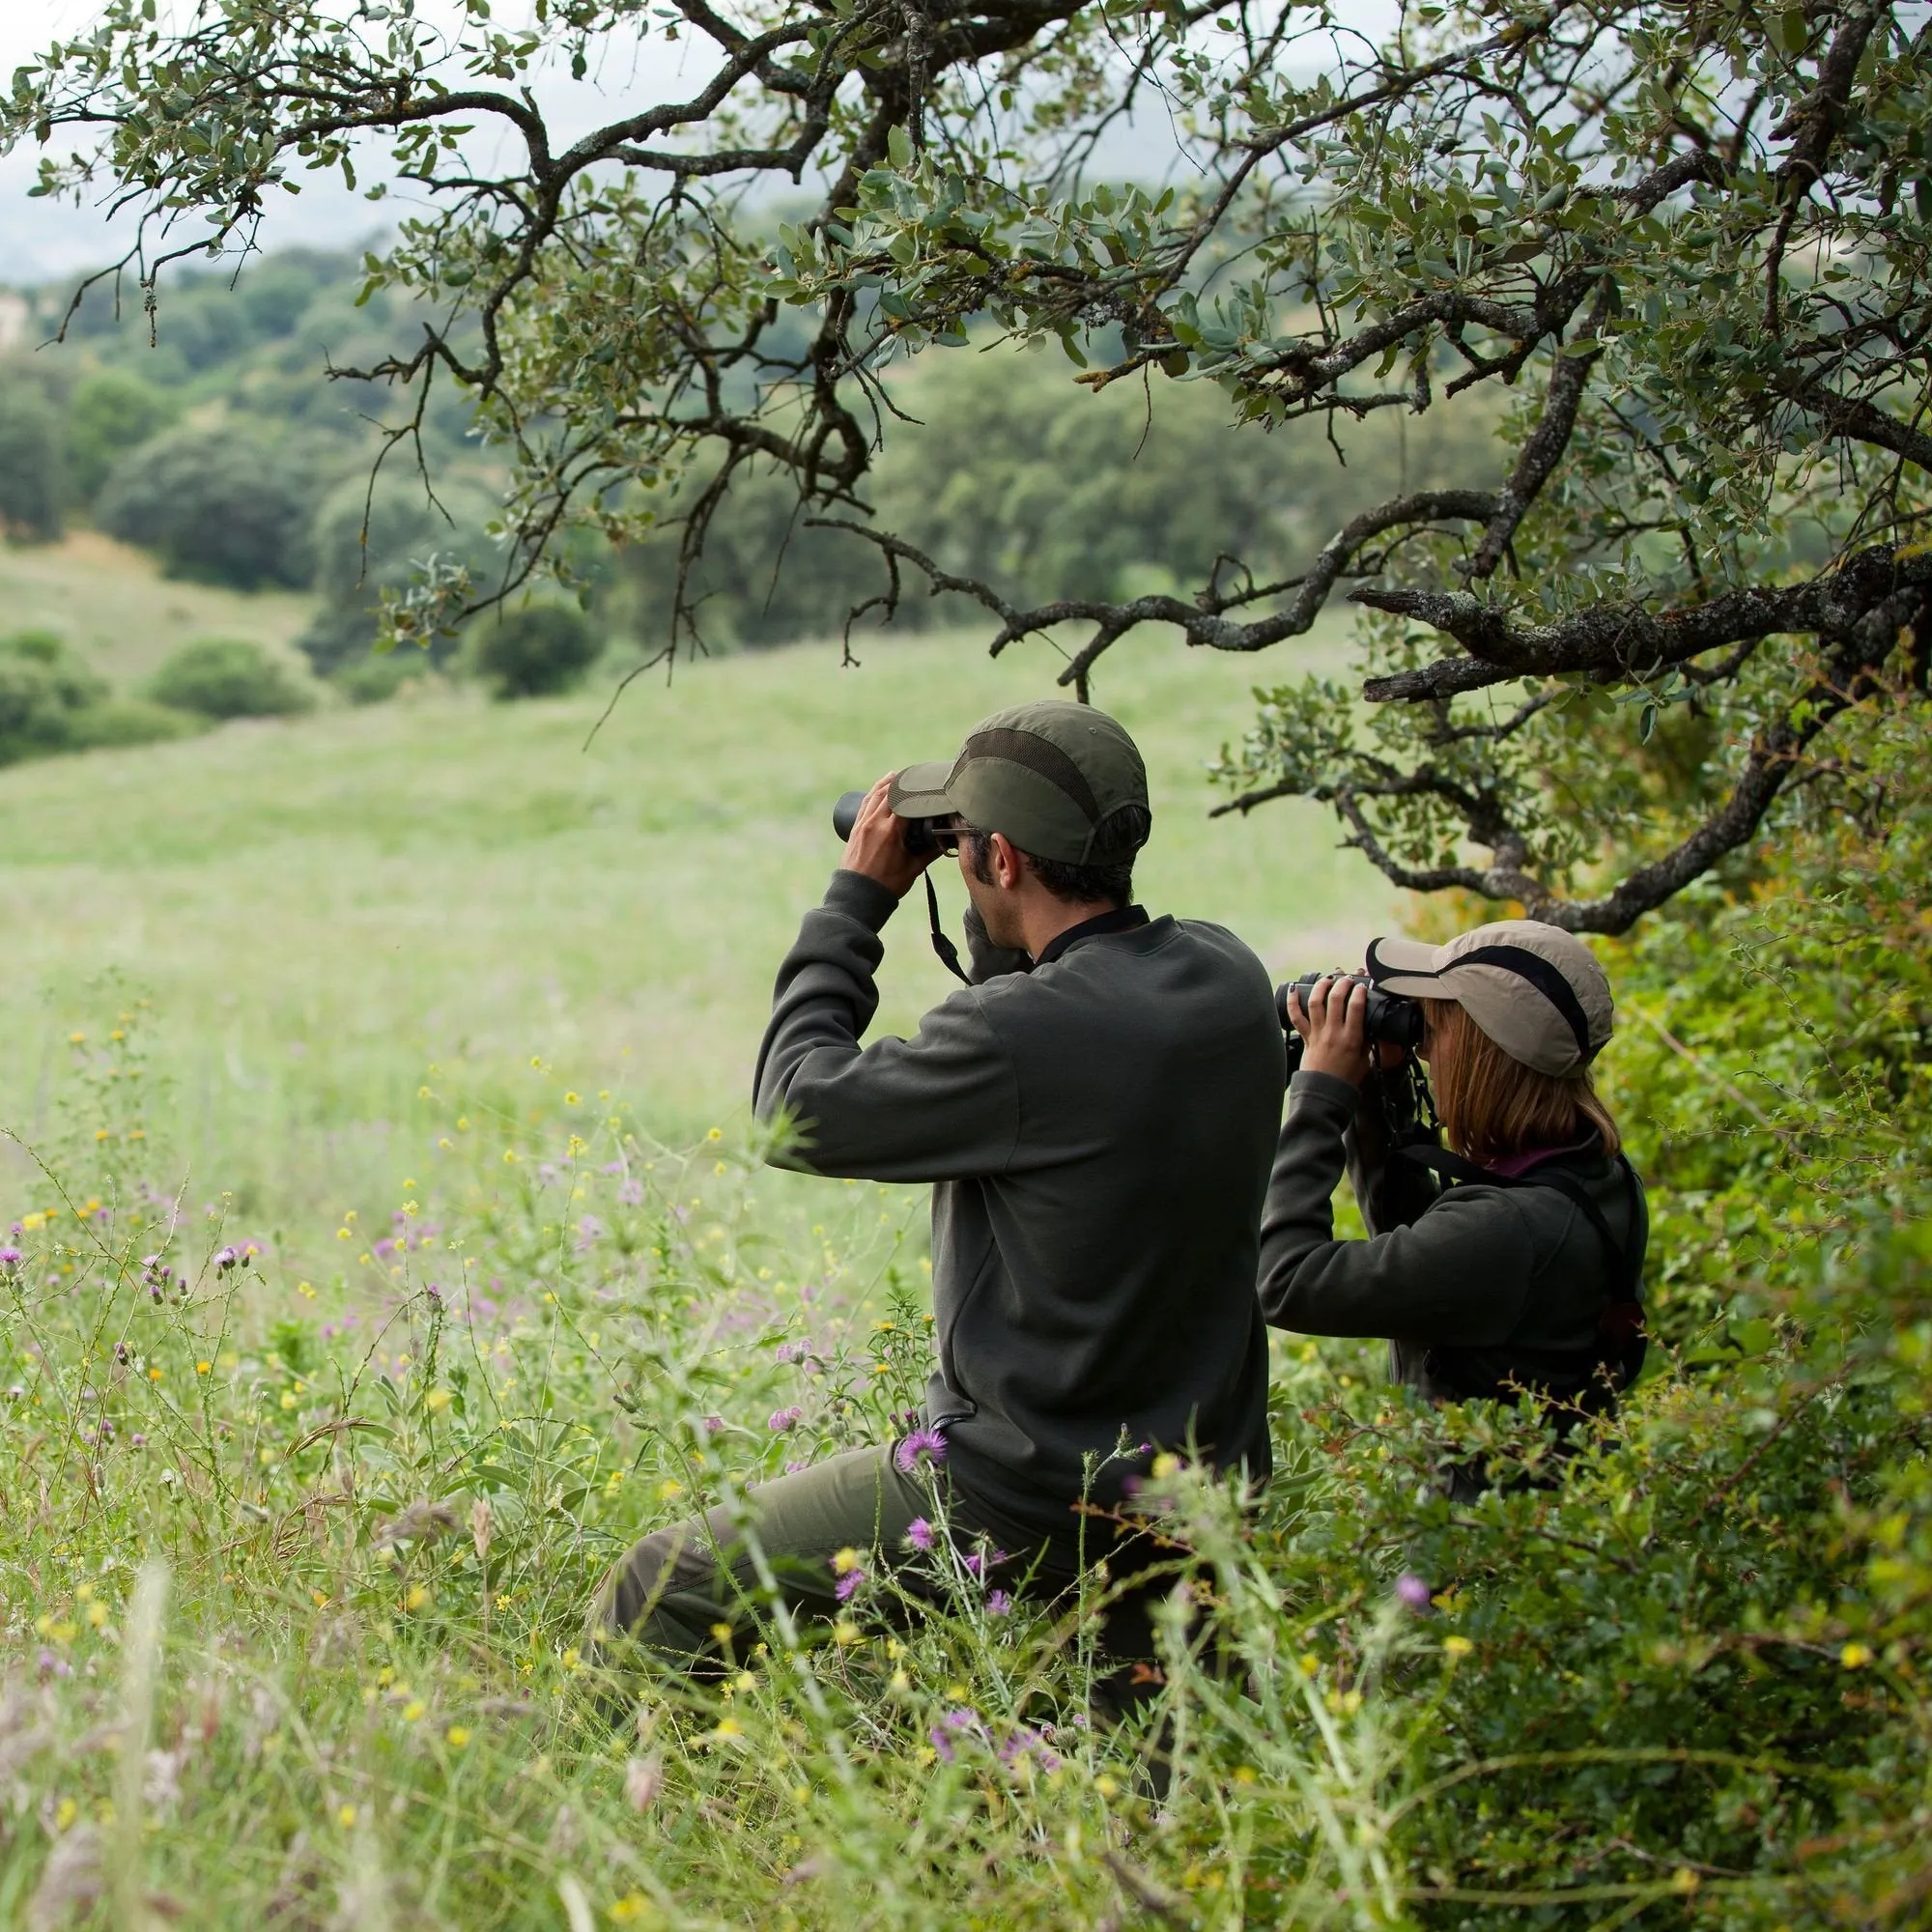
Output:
[890, 699, 1151, 865]
[1365, 920, 1613, 1078]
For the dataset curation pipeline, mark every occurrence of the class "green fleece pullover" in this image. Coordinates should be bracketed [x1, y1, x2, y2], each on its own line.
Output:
[1259, 1069, 1646, 1402]
[754, 869, 1283, 1559]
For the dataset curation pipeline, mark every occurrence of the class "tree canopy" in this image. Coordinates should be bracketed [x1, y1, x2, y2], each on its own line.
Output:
[11, 0, 1932, 927]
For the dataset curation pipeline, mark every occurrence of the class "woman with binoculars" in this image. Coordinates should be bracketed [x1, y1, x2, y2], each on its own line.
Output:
[1261, 922, 1649, 1482]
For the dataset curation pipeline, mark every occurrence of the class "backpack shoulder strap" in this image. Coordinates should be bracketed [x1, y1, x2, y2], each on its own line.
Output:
[1396, 1145, 1643, 1299]
[1397, 1144, 1649, 1404]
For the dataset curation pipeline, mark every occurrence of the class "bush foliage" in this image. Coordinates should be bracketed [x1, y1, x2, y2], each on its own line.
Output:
[146, 638, 319, 721]
[300, 472, 504, 677]
[65, 371, 178, 503]
[0, 381, 67, 542]
[96, 422, 327, 590]
[0, 630, 192, 765]
[469, 603, 601, 699]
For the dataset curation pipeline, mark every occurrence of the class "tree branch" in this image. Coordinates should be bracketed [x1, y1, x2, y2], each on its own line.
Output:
[1353, 548, 1932, 701]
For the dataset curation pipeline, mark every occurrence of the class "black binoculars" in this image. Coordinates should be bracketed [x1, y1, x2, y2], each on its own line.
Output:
[1277, 972, 1427, 1056]
[832, 790, 954, 858]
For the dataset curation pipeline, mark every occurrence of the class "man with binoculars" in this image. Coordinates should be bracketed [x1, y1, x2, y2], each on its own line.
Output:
[589, 699, 1282, 1690]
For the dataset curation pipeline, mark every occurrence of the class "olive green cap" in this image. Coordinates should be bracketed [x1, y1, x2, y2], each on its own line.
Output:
[890, 699, 1151, 865]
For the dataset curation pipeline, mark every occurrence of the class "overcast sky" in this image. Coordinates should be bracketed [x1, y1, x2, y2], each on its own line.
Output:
[0, 0, 1400, 287]
[0, 1, 710, 282]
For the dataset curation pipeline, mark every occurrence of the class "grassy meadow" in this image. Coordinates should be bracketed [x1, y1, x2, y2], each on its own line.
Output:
[0, 539, 1386, 1255]
[0, 529, 315, 680]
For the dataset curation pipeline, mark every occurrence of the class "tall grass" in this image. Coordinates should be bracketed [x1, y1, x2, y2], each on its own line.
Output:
[3, 979, 1928, 1929]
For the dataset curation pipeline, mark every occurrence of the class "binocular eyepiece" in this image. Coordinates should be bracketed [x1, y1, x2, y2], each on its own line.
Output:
[832, 789, 951, 858]
[1276, 972, 1427, 1054]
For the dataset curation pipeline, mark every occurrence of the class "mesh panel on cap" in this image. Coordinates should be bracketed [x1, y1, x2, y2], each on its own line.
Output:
[955, 727, 1103, 824]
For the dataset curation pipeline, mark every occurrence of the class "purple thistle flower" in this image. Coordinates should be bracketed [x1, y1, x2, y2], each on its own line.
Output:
[701, 1414, 725, 1435]
[904, 1518, 934, 1552]
[835, 1569, 865, 1603]
[129, 1433, 146, 1448]
[785, 1459, 809, 1474]
[985, 1590, 1012, 1617]
[767, 1406, 803, 1433]
[962, 1548, 1006, 1580]
[213, 1245, 239, 1272]
[1395, 1572, 1433, 1613]
[998, 1726, 1059, 1772]
[893, 1427, 947, 1474]
[775, 1339, 809, 1365]
[930, 1707, 980, 1757]
[0, 1247, 21, 1267]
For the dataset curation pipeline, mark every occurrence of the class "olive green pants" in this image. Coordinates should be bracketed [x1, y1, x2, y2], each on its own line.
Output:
[585, 1443, 1170, 1690]
[585, 1444, 933, 1669]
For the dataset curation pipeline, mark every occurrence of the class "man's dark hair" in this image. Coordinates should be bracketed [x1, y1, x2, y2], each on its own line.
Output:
[964, 807, 1149, 908]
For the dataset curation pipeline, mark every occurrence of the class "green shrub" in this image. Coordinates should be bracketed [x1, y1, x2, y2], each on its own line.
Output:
[331, 646, 454, 706]
[0, 631, 192, 765]
[97, 421, 325, 588]
[301, 472, 501, 676]
[0, 629, 103, 759]
[147, 638, 319, 719]
[63, 696, 204, 751]
[467, 602, 601, 698]
[67, 369, 178, 501]
[0, 380, 66, 541]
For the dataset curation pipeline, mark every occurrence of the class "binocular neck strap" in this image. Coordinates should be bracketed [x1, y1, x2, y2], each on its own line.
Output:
[925, 872, 970, 986]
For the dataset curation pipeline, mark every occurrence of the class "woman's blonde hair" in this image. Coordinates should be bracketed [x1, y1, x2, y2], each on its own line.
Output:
[1423, 999, 1621, 1163]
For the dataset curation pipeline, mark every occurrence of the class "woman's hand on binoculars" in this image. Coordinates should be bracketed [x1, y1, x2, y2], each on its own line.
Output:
[838, 774, 937, 900]
[1285, 974, 1375, 1088]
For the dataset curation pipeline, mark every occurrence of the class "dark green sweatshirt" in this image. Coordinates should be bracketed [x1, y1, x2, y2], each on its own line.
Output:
[1259, 1069, 1646, 1403]
[754, 869, 1283, 1561]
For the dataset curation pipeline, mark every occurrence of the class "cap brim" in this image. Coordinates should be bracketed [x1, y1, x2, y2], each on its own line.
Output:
[890, 762, 955, 818]
[1364, 933, 1446, 998]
